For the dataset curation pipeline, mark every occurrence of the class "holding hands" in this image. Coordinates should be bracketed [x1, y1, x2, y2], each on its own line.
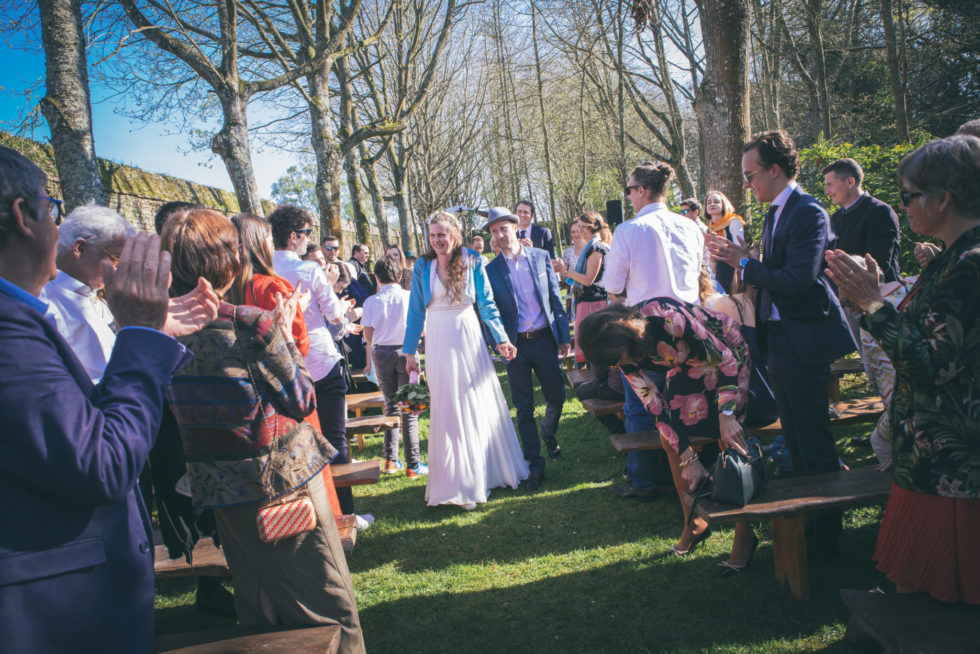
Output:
[495, 341, 517, 361]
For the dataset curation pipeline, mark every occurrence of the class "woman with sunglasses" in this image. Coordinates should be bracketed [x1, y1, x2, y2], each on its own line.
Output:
[579, 299, 760, 574]
[826, 135, 980, 604]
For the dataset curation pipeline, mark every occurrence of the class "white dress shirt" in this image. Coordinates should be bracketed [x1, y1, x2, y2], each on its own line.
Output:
[41, 270, 117, 383]
[361, 283, 410, 346]
[273, 249, 345, 381]
[763, 180, 799, 321]
[603, 201, 704, 306]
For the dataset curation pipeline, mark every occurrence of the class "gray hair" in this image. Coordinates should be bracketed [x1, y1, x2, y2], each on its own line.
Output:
[57, 204, 135, 256]
[898, 135, 980, 218]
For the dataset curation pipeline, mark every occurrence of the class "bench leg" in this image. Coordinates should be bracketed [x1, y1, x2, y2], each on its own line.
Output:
[358, 433, 365, 450]
[770, 513, 811, 600]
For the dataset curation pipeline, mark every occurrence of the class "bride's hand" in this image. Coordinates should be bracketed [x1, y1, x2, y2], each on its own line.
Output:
[496, 341, 517, 361]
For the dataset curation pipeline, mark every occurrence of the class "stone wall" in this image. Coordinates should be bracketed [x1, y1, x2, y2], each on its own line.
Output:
[1, 132, 399, 253]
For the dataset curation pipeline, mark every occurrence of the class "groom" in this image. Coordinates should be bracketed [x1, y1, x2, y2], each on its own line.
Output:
[484, 207, 571, 492]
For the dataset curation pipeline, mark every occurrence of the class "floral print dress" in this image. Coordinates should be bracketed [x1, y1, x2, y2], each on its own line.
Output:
[863, 225, 980, 498]
[622, 297, 751, 454]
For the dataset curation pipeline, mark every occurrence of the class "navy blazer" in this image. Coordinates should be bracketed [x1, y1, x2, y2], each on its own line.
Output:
[485, 247, 571, 347]
[0, 291, 189, 654]
[518, 223, 556, 260]
[743, 186, 856, 366]
[829, 193, 901, 283]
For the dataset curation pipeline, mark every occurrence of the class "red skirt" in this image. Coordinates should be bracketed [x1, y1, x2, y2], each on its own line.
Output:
[574, 299, 608, 363]
[874, 482, 980, 604]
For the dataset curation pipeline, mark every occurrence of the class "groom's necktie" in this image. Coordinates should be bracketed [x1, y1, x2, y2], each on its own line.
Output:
[758, 204, 779, 323]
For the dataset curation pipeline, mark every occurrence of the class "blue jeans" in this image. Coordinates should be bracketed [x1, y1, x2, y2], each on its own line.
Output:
[622, 370, 663, 492]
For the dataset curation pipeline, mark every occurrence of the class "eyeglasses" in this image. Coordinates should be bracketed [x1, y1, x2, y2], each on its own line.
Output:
[294, 228, 313, 236]
[98, 245, 120, 265]
[678, 208, 690, 215]
[742, 168, 765, 182]
[900, 190, 924, 206]
[624, 184, 643, 195]
[323, 245, 339, 251]
[37, 196, 63, 225]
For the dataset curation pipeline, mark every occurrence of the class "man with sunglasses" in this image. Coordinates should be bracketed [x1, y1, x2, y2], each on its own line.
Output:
[40, 205, 134, 383]
[321, 234, 341, 263]
[708, 130, 856, 564]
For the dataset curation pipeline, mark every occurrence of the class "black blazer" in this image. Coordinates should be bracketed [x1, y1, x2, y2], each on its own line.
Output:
[743, 186, 857, 366]
[517, 223, 556, 260]
[829, 193, 901, 283]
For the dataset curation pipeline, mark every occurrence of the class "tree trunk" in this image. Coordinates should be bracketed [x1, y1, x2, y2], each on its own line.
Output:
[695, 0, 751, 213]
[307, 67, 344, 246]
[879, 0, 910, 142]
[359, 146, 388, 242]
[804, 0, 832, 139]
[391, 135, 411, 247]
[210, 90, 263, 215]
[531, 4, 561, 252]
[38, 0, 106, 211]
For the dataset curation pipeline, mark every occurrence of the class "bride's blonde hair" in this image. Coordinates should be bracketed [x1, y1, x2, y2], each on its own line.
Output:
[423, 211, 467, 304]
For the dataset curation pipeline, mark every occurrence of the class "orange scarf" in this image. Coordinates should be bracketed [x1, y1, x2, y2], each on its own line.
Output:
[708, 212, 745, 235]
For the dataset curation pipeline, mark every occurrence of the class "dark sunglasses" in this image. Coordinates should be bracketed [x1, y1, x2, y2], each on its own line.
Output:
[678, 208, 690, 215]
[624, 184, 643, 195]
[900, 190, 924, 206]
[323, 245, 339, 251]
[294, 228, 313, 236]
[37, 196, 63, 225]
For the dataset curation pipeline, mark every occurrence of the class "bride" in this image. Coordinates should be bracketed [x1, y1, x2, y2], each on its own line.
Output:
[403, 212, 530, 509]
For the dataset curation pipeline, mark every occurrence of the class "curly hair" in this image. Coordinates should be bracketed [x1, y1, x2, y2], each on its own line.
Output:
[742, 130, 799, 179]
[630, 160, 675, 196]
[573, 210, 613, 244]
[577, 304, 646, 368]
[422, 211, 467, 304]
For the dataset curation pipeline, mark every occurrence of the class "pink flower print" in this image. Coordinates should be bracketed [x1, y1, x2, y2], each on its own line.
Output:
[718, 348, 739, 376]
[937, 475, 972, 498]
[689, 317, 711, 340]
[656, 421, 680, 451]
[722, 321, 745, 347]
[643, 301, 667, 318]
[657, 340, 691, 366]
[936, 362, 964, 385]
[717, 388, 738, 411]
[663, 309, 687, 337]
[670, 393, 709, 426]
[688, 361, 719, 390]
[626, 373, 663, 415]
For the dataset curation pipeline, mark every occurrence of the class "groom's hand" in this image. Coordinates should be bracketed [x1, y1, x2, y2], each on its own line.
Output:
[558, 343, 571, 358]
[495, 342, 517, 361]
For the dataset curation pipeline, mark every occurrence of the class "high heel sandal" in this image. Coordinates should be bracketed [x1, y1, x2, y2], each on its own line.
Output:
[718, 534, 759, 577]
[664, 527, 713, 558]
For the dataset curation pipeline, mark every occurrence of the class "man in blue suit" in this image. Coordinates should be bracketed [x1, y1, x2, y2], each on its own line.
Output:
[0, 145, 213, 653]
[709, 130, 856, 565]
[514, 200, 557, 259]
[484, 207, 571, 491]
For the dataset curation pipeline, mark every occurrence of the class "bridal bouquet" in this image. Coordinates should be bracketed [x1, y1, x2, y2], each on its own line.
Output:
[393, 380, 430, 416]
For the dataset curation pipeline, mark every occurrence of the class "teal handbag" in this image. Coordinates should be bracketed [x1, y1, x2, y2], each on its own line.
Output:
[710, 435, 767, 506]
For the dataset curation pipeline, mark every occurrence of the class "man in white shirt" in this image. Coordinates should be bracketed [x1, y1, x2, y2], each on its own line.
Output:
[603, 161, 704, 500]
[41, 205, 134, 383]
[270, 206, 367, 522]
[362, 257, 427, 477]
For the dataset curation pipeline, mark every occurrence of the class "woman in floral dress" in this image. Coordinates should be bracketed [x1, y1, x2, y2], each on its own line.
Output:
[579, 298, 758, 574]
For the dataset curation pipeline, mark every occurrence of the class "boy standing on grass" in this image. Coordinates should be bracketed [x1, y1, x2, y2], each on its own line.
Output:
[363, 256, 428, 477]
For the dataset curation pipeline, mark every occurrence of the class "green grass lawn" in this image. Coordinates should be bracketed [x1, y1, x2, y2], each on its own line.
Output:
[155, 370, 886, 653]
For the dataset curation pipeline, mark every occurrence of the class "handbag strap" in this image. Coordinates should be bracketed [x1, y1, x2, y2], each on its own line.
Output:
[685, 472, 713, 528]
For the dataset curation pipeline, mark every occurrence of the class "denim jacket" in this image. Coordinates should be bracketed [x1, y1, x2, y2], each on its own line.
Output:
[402, 249, 508, 355]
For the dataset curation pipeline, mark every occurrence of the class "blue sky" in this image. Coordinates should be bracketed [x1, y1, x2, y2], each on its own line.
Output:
[0, 32, 298, 197]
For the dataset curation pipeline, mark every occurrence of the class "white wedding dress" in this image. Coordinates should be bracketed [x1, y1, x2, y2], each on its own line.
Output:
[423, 273, 529, 508]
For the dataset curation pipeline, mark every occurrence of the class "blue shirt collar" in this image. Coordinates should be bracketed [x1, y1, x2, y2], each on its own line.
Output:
[0, 275, 49, 314]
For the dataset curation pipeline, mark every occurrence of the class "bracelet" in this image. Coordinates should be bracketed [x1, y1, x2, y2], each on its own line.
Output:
[679, 452, 699, 469]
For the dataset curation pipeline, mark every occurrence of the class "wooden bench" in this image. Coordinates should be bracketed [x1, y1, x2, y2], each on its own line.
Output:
[689, 466, 892, 600]
[155, 516, 357, 580]
[345, 413, 400, 450]
[610, 433, 716, 455]
[566, 368, 594, 390]
[331, 460, 382, 488]
[749, 395, 884, 437]
[840, 588, 980, 653]
[346, 391, 384, 417]
[154, 625, 341, 654]
[830, 357, 866, 401]
[581, 397, 625, 421]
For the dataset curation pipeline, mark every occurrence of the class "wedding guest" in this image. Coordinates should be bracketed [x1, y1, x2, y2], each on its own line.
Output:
[385, 243, 413, 290]
[554, 211, 612, 366]
[579, 300, 758, 574]
[0, 144, 212, 652]
[827, 135, 980, 603]
[469, 234, 485, 254]
[363, 256, 427, 478]
[704, 191, 745, 294]
[514, 200, 556, 258]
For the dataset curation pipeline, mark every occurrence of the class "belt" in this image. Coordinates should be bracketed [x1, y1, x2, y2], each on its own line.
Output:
[518, 327, 550, 339]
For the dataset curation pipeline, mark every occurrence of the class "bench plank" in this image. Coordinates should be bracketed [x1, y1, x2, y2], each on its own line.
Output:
[153, 625, 341, 654]
[581, 397, 624, 418]
[345, 414, 400, 449]
[346, 391, 384, 417]
[609, 432, 716, 454]
[566, 368, 594, 390]
[749, 396, 883, 437]
[154, 538, 228, 579]
[331, 460, 382, 488]
[692, 466, 891, 524]
[841, 588, 980, 654]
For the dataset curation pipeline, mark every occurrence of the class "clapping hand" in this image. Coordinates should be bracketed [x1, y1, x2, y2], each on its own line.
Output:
[495, 341, 517, 361]
[272, 284, 304, 343]
[552, 258, 566, 274]
[104, 233, 172, 331]
[163, 277, 220, 338]
[706, 233, 750, 267]
[824, 250, 883, 313]
[914, 242, 940, 269]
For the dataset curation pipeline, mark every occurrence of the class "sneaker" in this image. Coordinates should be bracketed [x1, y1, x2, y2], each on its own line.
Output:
[381, 459, 404, 474]
[355, 514, 375, 531]
[405, 462, 429, 478]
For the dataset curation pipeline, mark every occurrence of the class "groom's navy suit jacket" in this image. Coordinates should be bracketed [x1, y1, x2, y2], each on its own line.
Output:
[0, 286, 189, 653]
[485, 246, 570, 347]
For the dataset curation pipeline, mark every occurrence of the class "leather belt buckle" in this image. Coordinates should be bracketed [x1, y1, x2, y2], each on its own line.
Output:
[518, 328, 547, 339]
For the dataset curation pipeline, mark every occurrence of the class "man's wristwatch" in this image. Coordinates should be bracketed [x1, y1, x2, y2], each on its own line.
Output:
[739, 257, 750, 269]
[864, 299, 886, 316]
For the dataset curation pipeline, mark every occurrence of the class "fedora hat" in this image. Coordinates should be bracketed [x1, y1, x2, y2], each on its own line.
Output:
[482, 206, 519, 231]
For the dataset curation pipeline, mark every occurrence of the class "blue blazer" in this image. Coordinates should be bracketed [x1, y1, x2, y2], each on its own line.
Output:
[485, 247, 571, 347]
[742, 186, 856, 366]
[0, 289, 189, 654]
[523, 223, 556, 260]
[403, 249, 508, 355]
